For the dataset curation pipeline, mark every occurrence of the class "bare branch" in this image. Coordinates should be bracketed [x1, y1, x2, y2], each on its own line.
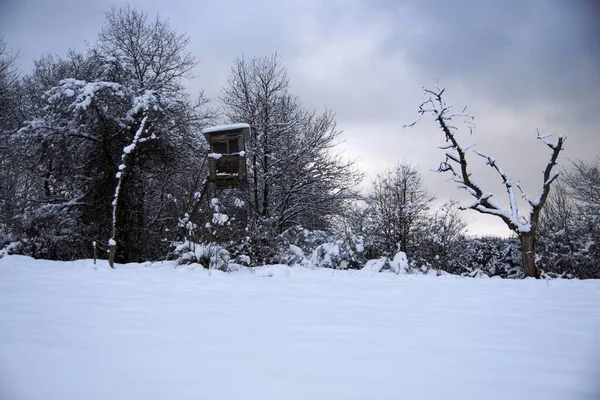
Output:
[529, 135, 566, 228]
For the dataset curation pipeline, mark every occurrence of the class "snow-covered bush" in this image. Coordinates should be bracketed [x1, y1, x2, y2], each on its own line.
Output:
[278, 225, 330, 253]
[277, 244, 308, 266]
[538, 214, 599, 279]
[453, 236, 522, 278]
[234, 254, 251, 266]
[392, 251, 410, 274]
[172, 240, 230, 271]
[410, 201, 467, 273]
[311, 242, 343, 269]
[269, 225, 330, 266]
[362, 252, 410, 274]
[360, 251, 450, 276]
[0, 223, 16, 256]
[229, 217, 279, 266]
[310, 235, 365, 270]
[8, 208, 86, 261]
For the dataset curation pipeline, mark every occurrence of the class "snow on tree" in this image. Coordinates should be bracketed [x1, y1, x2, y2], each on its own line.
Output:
[108, 112, 153, 267]
[404, 86, 565, 278]
[9, 6, 211, 263]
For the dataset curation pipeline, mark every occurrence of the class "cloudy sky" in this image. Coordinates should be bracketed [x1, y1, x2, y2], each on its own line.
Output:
[2, 0, 599, 236]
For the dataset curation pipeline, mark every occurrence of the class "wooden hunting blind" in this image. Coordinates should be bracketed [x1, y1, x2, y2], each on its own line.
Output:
[202, 123, 250, 188]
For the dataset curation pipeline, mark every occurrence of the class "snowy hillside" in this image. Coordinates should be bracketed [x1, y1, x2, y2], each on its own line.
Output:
[1, 255, 599, 400]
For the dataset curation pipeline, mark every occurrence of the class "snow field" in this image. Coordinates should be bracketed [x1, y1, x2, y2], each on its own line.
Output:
[1, 255, 599, 400]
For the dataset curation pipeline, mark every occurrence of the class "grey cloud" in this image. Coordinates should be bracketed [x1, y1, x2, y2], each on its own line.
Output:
[282, 0, 600, 236]
[0, 0, 107, 70]
[371, 0, 600, 114]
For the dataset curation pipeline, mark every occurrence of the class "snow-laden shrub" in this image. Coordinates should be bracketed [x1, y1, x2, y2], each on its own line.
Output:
[278, 225, 330, 254]
[6, 204, 89, 261]
[362, 251, 455, 276]
[278, 244, 307, 266]
[0, 240, 17, 259]
[235, 254, 251, 266]
[309, 235, 365, 270]
[229, 217, 279, 266]
[362, 251, 411, 274]
[538, 215, 600, 279]
[234, 224, 336, 267]
[453, 236, 522, 278]
[392, 251, 409, 273]
[343, 234, 366, 268]
[540, 271, 576, 280]
[459, 266, 491, 278]
[311, 242, 343, 269]
[172, 240, 230, 271]
[0, 223, 11, 249]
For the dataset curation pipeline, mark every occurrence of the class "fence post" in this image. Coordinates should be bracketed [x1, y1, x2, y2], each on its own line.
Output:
[108, 239, 116, 269]
[93, 241, 97, 264]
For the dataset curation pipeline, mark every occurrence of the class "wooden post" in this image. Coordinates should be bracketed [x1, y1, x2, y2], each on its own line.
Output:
[93, 241, 97, 264]
[108, 239, 116, 269]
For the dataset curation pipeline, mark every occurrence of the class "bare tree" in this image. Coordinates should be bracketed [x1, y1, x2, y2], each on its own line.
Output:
[0, 38, 21, 244]
[220, 53, 289, 218]
[405, 87, 565, 278]
[537, 159, 599, 278]
[220, 54, 361, 233]
[539, 158, 599, 234]
[413, 200, 468, 272]
[563, 158, 600, 215]
[539, 181, 575, 235]
[0, 38, 21, 132]
[367, 162, 433, 256]
[97, 5, 196, 90]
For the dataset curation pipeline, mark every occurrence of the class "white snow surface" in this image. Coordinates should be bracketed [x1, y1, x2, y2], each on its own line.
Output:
[202, 123, 250, 134]
[1, 255, 599, 400]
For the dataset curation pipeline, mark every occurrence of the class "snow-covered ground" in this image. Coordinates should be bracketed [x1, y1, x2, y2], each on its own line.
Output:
[1, 255, 599, 400]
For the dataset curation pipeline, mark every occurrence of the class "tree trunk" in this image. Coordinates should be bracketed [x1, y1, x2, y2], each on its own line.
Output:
[262, 180, 269, 217]
[262, 132, 269, 217]
[108, 245, 115, 268]
[520, 232, 539, 278]
[252, 154, 259, 216]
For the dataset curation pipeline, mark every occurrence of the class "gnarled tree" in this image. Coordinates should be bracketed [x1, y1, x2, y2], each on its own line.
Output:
[405, 87, 565, 278]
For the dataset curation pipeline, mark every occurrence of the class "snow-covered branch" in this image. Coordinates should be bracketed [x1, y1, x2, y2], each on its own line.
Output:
[109, 114, 154, 267]
[529, 134, 566, 222]
[404, 86, 566, 237]
[473, 150, 519, 227]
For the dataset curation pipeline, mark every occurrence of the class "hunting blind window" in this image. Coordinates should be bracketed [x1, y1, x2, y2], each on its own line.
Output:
[201, 123, 251, 188]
